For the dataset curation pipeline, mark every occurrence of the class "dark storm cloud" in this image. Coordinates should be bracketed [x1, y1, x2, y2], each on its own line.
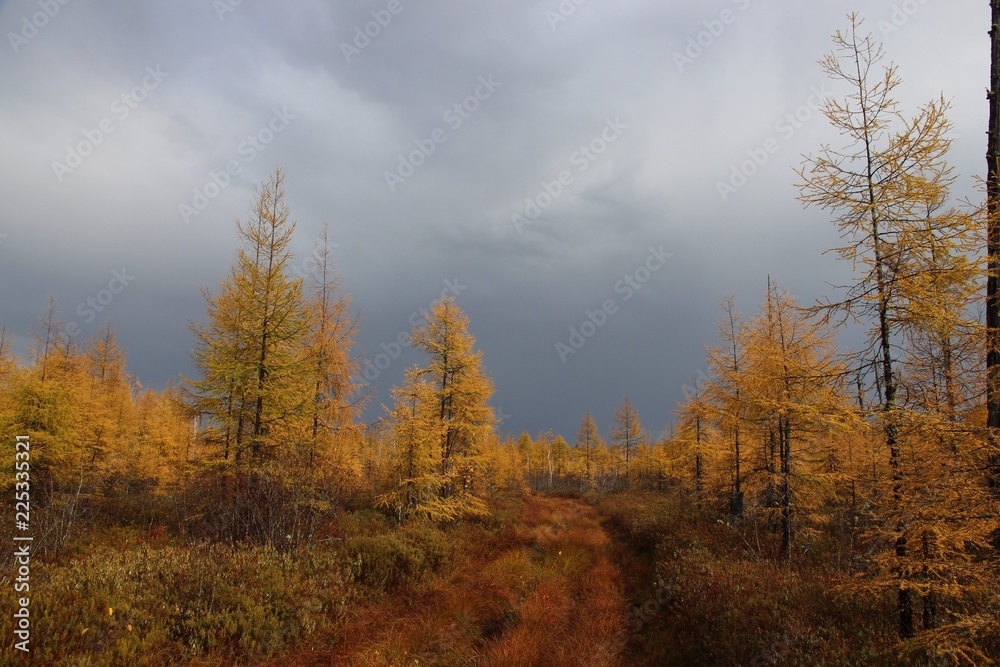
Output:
[0, 0, 988, 439]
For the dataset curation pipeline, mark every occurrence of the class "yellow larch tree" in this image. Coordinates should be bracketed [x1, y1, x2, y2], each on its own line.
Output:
[380, 295, 496, 521]
[611, 393, 648, 487]
[798, 16, 997, 643]
[575, 411, 602, 490]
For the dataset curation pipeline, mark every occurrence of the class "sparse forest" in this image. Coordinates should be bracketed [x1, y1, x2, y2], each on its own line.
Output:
[3, 12, 1000, 667]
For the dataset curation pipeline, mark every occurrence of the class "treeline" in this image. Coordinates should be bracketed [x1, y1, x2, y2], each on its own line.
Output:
[0, 168, 528, 563]
[513, 397, 658, 494]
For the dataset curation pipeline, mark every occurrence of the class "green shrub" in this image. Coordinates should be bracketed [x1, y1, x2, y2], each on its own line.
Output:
[342, 522, 456, 590]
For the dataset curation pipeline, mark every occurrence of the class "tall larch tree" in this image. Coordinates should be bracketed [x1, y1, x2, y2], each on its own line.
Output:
[303, 223, 361, 468]
[406, 295, 496, 507]
[575, 411, 602, 490]
[611, 394, 647, 486]
[189, 168, 312, 462]
[674, 381, 715, 506]
[797, 16, 961, 637]
[748, 282, 844, 557]
[382, 297, 496, 520]
[706, 296, 747, 517]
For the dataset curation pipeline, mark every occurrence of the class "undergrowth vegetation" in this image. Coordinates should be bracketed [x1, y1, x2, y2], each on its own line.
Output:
[596, 491, 1000, 666]
[0, 501, 517, 666]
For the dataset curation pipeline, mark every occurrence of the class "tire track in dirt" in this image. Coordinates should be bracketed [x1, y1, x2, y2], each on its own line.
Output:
[278, 495, 630, 666]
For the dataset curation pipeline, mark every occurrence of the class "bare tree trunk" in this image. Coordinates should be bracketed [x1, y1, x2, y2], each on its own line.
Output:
[546, 442, 553, 490]
[780, 415, 792, 558]
[987, 0, 1000, 484]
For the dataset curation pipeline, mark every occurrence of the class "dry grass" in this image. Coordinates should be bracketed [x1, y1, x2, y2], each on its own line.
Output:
[308, 495, 629, 667]
[13, 495, 633, 666]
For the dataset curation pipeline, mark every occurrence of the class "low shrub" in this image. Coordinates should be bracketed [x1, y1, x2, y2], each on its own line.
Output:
[0, 534, 352, 666]
[342, 521, 456, 590]
[594, 491, 900, 666]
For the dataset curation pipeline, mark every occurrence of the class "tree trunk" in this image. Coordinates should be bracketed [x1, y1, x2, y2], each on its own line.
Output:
[922, 529, 940, 631]
[896, 532, 915, 638]
[780, 415, 792, 558]
[988, 0, 1000, 483]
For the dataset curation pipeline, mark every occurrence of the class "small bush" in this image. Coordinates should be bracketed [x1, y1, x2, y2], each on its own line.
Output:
[342, 521, 456, 590]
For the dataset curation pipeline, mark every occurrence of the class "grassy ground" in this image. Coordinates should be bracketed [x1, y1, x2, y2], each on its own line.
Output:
[9, 490, 983, 665]
[1, 494, 632, 666]
[279, 495, 629, 666]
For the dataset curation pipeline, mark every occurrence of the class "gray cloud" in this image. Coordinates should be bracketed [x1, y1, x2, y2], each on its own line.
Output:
[0, 0, 987, 439]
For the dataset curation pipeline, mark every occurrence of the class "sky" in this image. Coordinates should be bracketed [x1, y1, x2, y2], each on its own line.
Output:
[0, 0, 990, 441]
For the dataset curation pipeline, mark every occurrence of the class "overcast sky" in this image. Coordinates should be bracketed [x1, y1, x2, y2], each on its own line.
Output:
[0, 0, 989, 440]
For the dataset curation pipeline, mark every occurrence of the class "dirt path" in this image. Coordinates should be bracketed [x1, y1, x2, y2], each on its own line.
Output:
[281, 495, 631, 666]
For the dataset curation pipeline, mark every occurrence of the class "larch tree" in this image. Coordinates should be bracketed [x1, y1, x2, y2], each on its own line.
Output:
[706, 296, 747, 517]
[611, 394, 648, 486]
[799, 17, 997, 643]
[896, 204, 981, 423]
[380, 295, 495, 520]
[79, 324, 140, 498]
[32, 296, 65, 385]
[0, 323, 12, 377]
[409, 295, 495, 494]
[134, 385, 192, 492]
[0, 323, 15, 459]
[796, 16, 959, 637]
[379, 371, 444, 522]
[17, 299, 90, 554]
[188, 168, 312, 462]
[575, 411, 602, 490]
[531, 429, 557, 490]
[744, 281, 844, 557]
[516, 431, 534, 483]
[550, 435, 570, 486]
[674, 382, 715, 505]
[881, 192, 994, 649]
[303, 223, 362, 468]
